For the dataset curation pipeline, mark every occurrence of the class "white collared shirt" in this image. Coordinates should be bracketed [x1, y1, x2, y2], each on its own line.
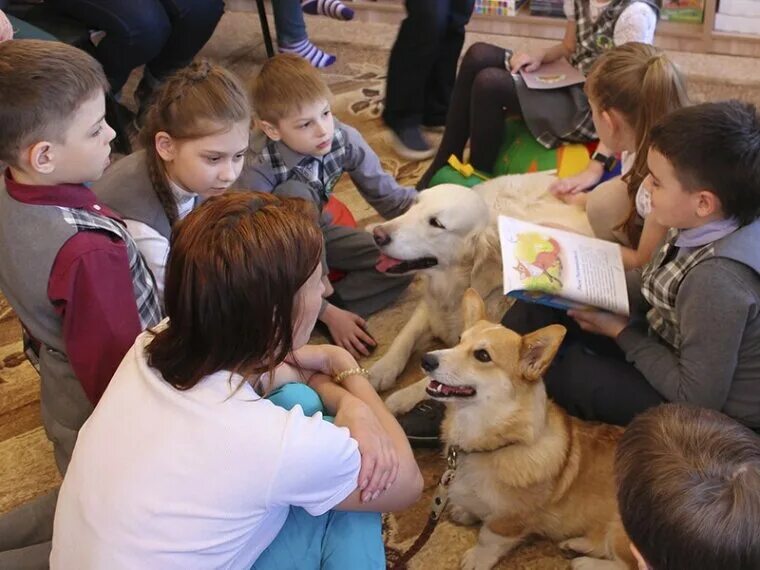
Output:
[125, 180, 197, 304]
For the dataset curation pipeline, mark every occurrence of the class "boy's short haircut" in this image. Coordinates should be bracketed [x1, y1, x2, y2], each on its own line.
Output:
[648, 100, 760, 226]
[616, 404, 760, 570]
[0, 39, 109, 166]
[250, 53, 332, 124]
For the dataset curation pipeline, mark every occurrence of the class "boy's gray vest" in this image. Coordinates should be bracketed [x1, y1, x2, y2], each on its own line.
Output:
[93, 150, 172, 240]
[0, 179, 159, 473]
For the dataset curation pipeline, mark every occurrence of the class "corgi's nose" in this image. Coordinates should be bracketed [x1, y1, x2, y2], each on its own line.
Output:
[373, 226, 391, 246]
[421, 353, 439, 372]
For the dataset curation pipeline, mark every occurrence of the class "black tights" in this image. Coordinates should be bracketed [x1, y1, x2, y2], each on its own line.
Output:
[417, 42, 522, 189]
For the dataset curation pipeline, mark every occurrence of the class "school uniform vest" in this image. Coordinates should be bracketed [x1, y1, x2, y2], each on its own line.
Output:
[93, 150, 173, 240]
[571, 0, 660, 75]
[641, 229, 716, 351]
[0, 180, 161, 473]
[517, 0, 659, 148]
[258, 127, 348, 206]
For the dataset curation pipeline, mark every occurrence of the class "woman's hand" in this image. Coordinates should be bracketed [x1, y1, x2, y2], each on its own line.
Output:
[510, 50, 545, 73]
[549, 162, 605, 197]
[320, 304, 377, 359]
[568, 309, 629, 338]
[337, 397, 400, 503]
[287, 345, 359, 378]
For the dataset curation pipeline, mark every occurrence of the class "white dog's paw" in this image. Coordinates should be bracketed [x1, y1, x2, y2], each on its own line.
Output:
[449, 504, 479, 526]
[570, 557, 623, 570]
[384, 390, 421, 415]
[559, 537, 595, 555]
[383, 379, 429, 415]
[460, 546, 497, 570]
[369, 357, 404, 391]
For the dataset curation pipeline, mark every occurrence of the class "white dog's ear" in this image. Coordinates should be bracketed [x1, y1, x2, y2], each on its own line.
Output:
[462, 288, 486, 329]
[519, 325, 566, 382]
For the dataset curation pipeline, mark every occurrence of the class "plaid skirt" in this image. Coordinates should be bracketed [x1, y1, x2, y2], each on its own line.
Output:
[514, 73, 597, 150]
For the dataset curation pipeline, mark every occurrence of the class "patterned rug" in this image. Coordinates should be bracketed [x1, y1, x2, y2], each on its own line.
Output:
[7, 8, 759, 568]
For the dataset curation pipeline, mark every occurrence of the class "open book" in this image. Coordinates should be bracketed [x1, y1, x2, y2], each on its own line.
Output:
[498, 216, 629, 316]
[519, 58, 585, 90]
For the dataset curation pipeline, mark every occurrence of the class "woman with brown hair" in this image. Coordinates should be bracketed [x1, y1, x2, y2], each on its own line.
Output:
[50, 192, 422, 569]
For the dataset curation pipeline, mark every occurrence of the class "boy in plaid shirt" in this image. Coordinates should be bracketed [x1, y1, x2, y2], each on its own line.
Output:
[501, 100, 760, 430]
[240, 54, 418, 359]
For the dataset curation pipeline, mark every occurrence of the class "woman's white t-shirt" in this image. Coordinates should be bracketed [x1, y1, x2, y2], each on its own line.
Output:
[50, 331, 361, 570]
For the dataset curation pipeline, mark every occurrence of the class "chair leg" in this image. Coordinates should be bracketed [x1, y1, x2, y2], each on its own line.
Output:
[255, 0, 275, 58]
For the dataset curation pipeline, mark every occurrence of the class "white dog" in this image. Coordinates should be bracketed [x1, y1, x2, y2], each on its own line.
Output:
[368, 173, 594, 393]
[369, 184, 510, 391]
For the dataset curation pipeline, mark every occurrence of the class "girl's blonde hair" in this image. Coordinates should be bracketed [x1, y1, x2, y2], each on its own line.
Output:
[139, 60, 251, 226]
[586, 43, 689, 244]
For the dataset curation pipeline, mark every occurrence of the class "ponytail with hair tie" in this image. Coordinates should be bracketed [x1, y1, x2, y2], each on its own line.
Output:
[586, 43, 689, 246]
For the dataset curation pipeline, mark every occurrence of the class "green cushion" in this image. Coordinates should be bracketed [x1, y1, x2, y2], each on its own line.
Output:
[429, 119, 559, 187]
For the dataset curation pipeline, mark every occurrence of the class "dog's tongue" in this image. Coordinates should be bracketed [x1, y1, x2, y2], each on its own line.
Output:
[376, 253, 403, 273]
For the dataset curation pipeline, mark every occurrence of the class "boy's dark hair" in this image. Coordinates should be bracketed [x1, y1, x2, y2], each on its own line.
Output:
[649, 100, 760, 226]
[0, 39, 109, 166]
[616, 404, 760, 570]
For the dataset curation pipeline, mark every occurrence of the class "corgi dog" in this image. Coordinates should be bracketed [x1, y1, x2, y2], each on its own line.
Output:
[385, 289, 635, 570]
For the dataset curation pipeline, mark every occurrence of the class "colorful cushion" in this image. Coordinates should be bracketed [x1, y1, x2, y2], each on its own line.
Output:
[429, 119, 602, 188]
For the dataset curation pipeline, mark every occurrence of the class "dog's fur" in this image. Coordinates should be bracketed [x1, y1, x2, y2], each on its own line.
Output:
[386, 290, 634, 570]
[368, 176, 593, 391]
[369, 184, 509, 391]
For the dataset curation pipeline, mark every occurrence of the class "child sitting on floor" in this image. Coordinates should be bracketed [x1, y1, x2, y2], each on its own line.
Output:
[0, 39, 161, 566]
[501, 100, 760, 429]
[616, 404, 760, 570]
[239, 54, 418, 359]
[554, 42, 689, 269]
[94, 60, 250, 305]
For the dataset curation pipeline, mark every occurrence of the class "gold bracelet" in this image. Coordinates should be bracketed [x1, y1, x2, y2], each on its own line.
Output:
[333, 367, 370, 385]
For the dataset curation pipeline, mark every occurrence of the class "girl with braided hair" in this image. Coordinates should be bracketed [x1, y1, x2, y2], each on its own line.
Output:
[94, 60, 251, 304]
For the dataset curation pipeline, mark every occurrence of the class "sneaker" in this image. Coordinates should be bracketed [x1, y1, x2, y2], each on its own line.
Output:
[396, 400, 445, 448]
[388, 124, 435, 161]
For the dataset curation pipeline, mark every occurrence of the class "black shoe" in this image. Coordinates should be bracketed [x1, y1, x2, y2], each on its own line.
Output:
[396, 400, 445, 448]
[387, 124, 435, 161]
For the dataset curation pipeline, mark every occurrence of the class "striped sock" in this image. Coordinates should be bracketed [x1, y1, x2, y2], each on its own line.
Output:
[301, 0, 354, 21]
[279, 39, 336, 68]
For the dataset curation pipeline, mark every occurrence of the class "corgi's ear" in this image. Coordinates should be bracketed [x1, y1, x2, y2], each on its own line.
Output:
[519, 325, 566, 382]
[462, 288, 486, 330]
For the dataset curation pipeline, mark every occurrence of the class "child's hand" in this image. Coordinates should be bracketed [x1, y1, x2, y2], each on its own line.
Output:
[549, 163, 604, 196]
[568, 309, 629, 338]
[337, 397, 399, 503]
[320, 304, 377, 359]
[510, 51, 544, 73]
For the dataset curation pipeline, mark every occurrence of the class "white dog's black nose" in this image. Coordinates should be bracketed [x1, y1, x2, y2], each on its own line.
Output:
[421, 353, 439, 372]
[373, 226, 391, 246]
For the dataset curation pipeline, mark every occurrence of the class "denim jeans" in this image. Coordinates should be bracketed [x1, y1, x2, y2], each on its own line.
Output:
[48, 0, 224, 92]
[271, 0, 307, 46]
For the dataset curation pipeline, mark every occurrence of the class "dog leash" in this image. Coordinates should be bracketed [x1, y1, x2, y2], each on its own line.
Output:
[387, 446, 461, 570]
